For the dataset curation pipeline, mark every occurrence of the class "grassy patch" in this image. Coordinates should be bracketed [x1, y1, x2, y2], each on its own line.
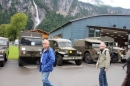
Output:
[8, 46, 19, 60]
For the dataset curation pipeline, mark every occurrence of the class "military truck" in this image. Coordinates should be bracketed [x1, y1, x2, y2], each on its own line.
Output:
[74, 38, 103, 64]
[18, 32, 43, 66]
[89, 37, 115, 51]
[112, 47, 126, 63]
[49, 38, 82, 66]
[89, 37, 126, 63]
[0, 37, 9, 67]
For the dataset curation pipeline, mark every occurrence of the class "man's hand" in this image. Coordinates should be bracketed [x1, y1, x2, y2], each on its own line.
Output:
[104, 69, 108, 72]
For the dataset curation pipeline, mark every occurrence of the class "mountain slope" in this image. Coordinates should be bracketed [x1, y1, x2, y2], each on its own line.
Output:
[0, 0, 130, 32]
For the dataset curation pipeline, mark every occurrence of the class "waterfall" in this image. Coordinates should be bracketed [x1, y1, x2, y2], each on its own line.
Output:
[33, 1, 41, 30]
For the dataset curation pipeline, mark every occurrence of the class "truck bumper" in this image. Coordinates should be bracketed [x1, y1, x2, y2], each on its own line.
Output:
[63, 55, 82, 60]
[0, 54, 4, 61]
[20, 54, 41, 58]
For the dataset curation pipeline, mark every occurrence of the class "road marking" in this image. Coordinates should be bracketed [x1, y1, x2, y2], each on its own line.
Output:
[62, 65, 82, 68]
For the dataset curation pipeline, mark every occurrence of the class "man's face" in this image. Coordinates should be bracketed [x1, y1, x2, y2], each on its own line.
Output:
[42, 40, 49, 49]
[100, 44, 105, 50]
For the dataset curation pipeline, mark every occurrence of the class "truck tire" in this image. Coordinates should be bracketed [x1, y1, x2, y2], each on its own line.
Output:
[18, 57, 23, 67]
[111, 54, 118, 63]
[84, 53, 92, 64]
[0, 61, 4, 67]
[4, 54, 7, 62]
[53, 56, 57, 67]
[121, 59, 126, 63]
[75, 60, 82, 65]
[57, 55, 63, 66]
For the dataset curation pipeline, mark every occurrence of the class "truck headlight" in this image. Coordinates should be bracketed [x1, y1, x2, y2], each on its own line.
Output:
[23, 51, 26, 54]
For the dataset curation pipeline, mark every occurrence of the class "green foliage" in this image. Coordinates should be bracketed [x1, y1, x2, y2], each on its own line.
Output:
[71, 0, 78, 8]
[25, 14, 34, 30]
[8, 46, 18, 60]
[0, 24, 8, 37]
[7, 13, 27, 41]
[38, 11, 74, 32]
[51, 0, 58, 10]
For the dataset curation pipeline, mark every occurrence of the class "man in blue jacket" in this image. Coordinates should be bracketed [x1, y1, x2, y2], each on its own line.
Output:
[39, 39, 55, 86]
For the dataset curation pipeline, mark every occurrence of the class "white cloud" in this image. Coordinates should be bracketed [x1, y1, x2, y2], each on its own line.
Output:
[79, 0, 130, 9]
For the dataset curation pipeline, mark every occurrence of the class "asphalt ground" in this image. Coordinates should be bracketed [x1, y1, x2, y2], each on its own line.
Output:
[0, 60, 126, 86]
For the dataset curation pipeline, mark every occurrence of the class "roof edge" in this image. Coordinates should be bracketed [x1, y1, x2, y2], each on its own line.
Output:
[49, 21, 72, 33]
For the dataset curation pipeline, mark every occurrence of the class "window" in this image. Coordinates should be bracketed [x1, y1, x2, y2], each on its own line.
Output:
[21, 37, 42, 46]
[53, 41, 58, 47]
[95, 29, 100, 37]
[89, 34, 94, 37]
[89, 28, 94, 37]
[58, 42, 72, 47]
[0, 40, 6, 45]
[88, 28, 101, 37]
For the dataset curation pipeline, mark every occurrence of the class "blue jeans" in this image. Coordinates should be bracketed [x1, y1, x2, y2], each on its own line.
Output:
[99, 67, 108, 86]
[42, 72, 53, 86]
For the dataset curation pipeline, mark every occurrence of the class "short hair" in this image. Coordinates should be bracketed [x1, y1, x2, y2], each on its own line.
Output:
[42, 39, 50, 45]
[100, 42, 106, 47]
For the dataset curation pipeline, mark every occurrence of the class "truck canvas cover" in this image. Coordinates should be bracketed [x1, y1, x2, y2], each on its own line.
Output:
[20, 32, 42, 38]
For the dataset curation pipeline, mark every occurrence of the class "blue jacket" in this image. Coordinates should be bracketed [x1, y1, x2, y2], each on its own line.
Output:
[39, 47, 55, 72]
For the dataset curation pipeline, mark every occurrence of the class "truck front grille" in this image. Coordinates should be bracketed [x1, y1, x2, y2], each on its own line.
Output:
[27, 51, 39, 54]
[68, 50, 77, 56]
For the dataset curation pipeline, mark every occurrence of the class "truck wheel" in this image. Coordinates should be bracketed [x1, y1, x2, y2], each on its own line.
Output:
[57, 55, 63, 66]
[84, 53, 92, 64]
[75, 60, 82, 65]
[18, 57, 23, 67]
[121, 59, 126, 63]
[0, 61, 4, 67]
[111, 54, 118, 63]
[4, 54, 7, 62]
[53, 56, 57, 67]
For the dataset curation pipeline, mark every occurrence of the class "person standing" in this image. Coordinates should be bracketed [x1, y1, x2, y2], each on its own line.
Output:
[96, 42, 110, 86]
[39, 39, 55, 86]
[122, 50, 130, 69]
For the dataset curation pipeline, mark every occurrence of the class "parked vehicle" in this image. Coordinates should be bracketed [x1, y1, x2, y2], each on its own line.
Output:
[18, 32, 43, 66]
[0, 37, 9, 67]
[49, 38, 82, 66]
[74, 38, 103, 64]
[14, 39, 19, 46]
[90, 37, 126, 63]
[112, 47, 126, 63]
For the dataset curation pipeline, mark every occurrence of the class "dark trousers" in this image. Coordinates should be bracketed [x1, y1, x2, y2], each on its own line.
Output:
[99, 67, 108, 86]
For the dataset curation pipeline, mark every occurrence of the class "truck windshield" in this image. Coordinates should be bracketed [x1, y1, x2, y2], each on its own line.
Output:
[0, 40, 6, 45]
[58, 42, 72, 47]
[21, 37, 42, 46]
[92, 43, 100, 47]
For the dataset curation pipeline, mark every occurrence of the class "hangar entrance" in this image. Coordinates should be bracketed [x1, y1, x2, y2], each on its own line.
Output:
[87, 26, 130, 49]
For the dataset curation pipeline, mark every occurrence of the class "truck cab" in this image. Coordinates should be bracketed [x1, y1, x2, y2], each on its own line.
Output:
[74, 38, 102, 64]
[0, 37, 9, 67]
[49, 38, 82, 66]
[18, 32, 43, 66]
[90, 37, 126, 63]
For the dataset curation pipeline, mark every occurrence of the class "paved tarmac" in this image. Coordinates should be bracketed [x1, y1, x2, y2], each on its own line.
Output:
[0, 60, 126, 86]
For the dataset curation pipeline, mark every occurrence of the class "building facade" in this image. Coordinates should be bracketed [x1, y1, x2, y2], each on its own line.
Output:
[49, 15, 130, 47]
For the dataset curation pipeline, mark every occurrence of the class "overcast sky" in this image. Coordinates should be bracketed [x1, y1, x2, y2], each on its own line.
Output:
[78, 0, 130, 9]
